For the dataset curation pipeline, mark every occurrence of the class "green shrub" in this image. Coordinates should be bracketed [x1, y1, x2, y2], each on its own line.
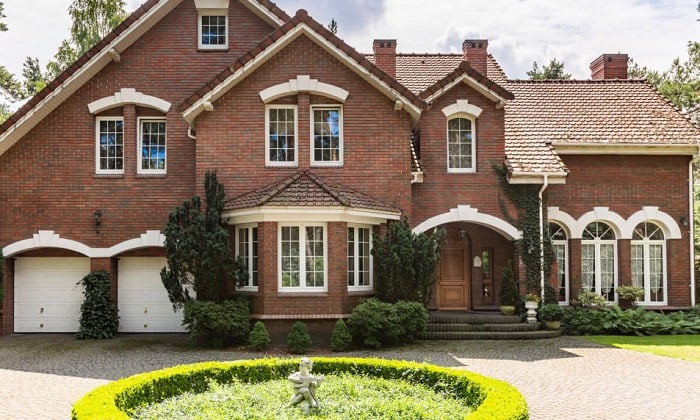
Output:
[76, 270, 119, 339]
[571, 290, 607, 308]
[544, 283, 558, 305]
[330, 319, 353, 352]
[287, 321, 312, 354]
[347, 298, 428, 348]
[539, 304, 564, 322]
[247, 321, 271, 351]
[561, 307, 617, 335]
[182, 297, 251, 348]
[562, 306, 700, 336]
[71, 358, 528, 420]
[499, 260, 518, 306]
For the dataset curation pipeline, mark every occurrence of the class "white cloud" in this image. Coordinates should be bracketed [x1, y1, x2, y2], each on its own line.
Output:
[1, 0, 697, 82]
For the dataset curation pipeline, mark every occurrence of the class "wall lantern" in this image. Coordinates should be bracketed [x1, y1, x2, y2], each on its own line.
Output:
[93, 210, 103, 233]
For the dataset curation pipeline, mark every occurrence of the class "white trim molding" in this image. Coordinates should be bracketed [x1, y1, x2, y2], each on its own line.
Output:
[3, 230, 92, 257]
[260, 75, 349, 103]
[88, 88, 171, 114]
[412, 205, 521, 240]
[223, 206, 401, 226]
[626, 207, 682, 240]
[548, 206, 682, 240]
[183, 23, 422, 125]
[2, 230, 165, 258]
[441, 99, 483, 119]
[552, 142, 700, 156]
[424, 73, 510, 106]
[194, 0, 229, 8]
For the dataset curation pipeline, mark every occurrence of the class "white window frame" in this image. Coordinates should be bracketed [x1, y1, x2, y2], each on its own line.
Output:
[446, 114, 477, 173]
[95, 116, 124, 175]
[235, 223, 258, 291]
[581, 222, 618, 303]
[265, 105, 298, 167]
[197, 9, 228, 50]
[278, 223, 327, 292]
[348, 224, 373, 291]
[631, 223, 667, 306]
[549, 223, 569, 305]
[310, 105, 343, 167]
[137, 117, 167, 175]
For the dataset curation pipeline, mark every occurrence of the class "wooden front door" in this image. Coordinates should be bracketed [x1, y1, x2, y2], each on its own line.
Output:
[438, 244, 470, 310]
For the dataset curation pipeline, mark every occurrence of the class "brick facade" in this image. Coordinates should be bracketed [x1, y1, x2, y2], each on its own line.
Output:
[0, 0, 695, 336]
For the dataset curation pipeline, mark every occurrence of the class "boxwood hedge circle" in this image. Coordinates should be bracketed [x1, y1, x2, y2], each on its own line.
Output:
[71, 357, 528, 420]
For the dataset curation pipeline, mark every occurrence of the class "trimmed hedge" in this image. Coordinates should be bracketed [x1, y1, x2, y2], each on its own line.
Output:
[72, 358, 528, 420]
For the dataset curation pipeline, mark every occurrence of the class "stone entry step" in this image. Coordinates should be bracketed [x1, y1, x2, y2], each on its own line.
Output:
[418, 311, 561, 340]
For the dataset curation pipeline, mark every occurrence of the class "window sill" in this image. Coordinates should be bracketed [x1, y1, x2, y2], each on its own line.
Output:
[94, 173, 124, 179]
[311, 163, 343, 168]
[447, 169, 477, 174]
[235, 288, 259, 294]
[135, 173, 167, 179]
[348, 289, 374, 296]
[197, 47, 229, 52]
[277, 292, 328, 298]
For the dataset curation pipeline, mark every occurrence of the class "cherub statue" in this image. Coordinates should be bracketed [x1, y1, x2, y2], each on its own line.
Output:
[288, 357, 325, 413]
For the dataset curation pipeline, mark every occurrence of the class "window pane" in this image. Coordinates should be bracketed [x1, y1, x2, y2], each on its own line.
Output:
[201, 15, 226, 46]
[631, 244, 644, 289]
[581, 244, 595, 291]
[447, 117, 473, 169]
[98, 119, 124, 171]
[305, 226, 325, 287]
[347, 227, 355, 287]
[269, 108, 296, 163]
[313, 108, 341, 162]
[281, 227, 300, 287]
[140, 121, 166, 171]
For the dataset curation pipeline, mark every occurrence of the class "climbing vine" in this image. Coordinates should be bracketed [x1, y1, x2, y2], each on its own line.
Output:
[493, 163, 554, 294]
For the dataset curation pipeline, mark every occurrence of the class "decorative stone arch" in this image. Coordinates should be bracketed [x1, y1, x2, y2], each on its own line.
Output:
[441, 99, 483, 119]
[107, 230, 165, 257]
[87, 88, 172, 114]
[547, 207, 576, 238]
[412, 205, 520, 240]
[625, 207, 682, 239]
[259, 75, 349, 103]
[574, 207, 626, 239]
[2, 230, 92, 257]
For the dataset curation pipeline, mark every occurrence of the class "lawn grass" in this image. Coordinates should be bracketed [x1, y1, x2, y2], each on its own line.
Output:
[582, 335, 700, 362]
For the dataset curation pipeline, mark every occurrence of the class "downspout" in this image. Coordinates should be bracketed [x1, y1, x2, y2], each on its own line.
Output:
[539, 174, 549, 302]
[690, 156, 698, 306]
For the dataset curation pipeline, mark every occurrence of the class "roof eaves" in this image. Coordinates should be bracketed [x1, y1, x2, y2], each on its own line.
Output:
[421, 61, 513, 104]
[181, 9, 426, 123]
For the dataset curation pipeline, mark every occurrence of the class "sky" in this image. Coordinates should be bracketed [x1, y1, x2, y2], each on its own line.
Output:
[1, 0, 698, 82]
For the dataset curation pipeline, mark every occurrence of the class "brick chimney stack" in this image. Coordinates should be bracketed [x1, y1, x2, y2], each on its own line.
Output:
[590, 54, 629, 80]
[373, 39, 397, 78]
[463, 39, 488, 75]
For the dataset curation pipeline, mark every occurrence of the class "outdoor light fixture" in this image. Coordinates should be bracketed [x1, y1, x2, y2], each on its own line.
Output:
[680, 216, 688, 227]
[93, 210, 102, 233]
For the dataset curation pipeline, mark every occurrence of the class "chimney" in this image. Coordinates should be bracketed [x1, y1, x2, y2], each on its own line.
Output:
[373, 39, 397, 78]
[462, 39, 488, 75]
[590, 54, 629, 80]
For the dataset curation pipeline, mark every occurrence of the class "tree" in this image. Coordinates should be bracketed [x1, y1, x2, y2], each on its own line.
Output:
[47, 0, 128, 78]
[161, 171, 236, 306]
[0, 2, 7, 32]
[372, 218, 444, 305]
[327, 18, 338, 34]
[527, 58, 572, 80]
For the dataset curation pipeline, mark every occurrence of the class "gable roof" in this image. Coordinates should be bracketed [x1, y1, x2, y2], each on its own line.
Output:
[181, 10, 425, 123]
[226, 170, 401, 214]
[0, 0, 287, 156]
[503, 79, 700, 176]
[365, 53, 507, 95]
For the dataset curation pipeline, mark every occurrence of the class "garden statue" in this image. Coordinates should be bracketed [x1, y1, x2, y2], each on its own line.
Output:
[288, 357, 325, 413]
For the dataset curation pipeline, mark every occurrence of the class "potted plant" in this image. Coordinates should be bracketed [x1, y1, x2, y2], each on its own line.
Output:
[540, 303, 564, 330]
[523, 293, 541, 323]
[499, 260, 518, 315]
[616, 285, 644, 309]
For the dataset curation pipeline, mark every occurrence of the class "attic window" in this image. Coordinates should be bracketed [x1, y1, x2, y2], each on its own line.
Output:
[196, 0, 229, 50]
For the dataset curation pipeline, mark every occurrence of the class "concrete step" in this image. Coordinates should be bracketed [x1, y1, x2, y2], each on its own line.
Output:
[429, 312, 521, 325]
[425, 322, 540, 333]
[418, 329, 562, 340]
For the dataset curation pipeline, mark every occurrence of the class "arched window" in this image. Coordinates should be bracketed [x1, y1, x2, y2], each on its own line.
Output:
[447, 116, 475, 172]
[631, 222, 666, 304]
[581, 221, 617, 302]
[549, 222, 568, 304]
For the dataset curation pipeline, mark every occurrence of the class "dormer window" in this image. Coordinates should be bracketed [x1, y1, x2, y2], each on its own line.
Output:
[195, 0, 229, 50]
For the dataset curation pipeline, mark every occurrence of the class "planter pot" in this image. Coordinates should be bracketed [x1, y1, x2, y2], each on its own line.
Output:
[524, 300, 539, 324]
[544, 320, 561, 330]
[500, 305, 515, 316]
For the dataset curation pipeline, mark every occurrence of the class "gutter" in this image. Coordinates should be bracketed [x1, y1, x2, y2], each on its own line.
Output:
[690, 157, 699, 306]
[539, 174, 549, 302]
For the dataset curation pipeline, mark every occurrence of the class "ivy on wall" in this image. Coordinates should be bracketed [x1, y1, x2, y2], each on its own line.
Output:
[493, 163, 554, 294]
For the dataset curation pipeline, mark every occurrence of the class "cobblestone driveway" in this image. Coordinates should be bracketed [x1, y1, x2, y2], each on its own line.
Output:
[0, 334, 698, 419]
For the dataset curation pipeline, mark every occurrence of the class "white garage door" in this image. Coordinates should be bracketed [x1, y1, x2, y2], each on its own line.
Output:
[118, 257, 186, 333]
[14, 257, 90, 333]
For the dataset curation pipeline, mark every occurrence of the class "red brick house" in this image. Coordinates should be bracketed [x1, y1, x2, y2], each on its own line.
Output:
[1, 0, 698, 335]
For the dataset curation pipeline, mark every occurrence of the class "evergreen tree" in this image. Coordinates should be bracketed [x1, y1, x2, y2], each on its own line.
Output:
[161, 171, 236, 306]
[527, 58, 572, 80]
